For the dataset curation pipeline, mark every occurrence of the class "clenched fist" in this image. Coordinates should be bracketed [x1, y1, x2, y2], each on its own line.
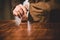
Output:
[13, 4, 28, 21]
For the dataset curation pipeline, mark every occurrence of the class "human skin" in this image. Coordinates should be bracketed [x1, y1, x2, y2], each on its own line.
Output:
[13, 0, 59, 22]
[13, 0, 29, 21]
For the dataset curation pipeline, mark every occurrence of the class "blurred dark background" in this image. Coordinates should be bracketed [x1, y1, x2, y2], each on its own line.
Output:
[0, 0, 14, 20]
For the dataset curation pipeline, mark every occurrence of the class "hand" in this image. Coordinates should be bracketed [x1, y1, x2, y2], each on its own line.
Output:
[13, 4, 28, 21]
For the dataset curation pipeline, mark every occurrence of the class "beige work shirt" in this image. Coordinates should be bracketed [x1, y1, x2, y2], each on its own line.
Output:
[30, 0, 51, 23]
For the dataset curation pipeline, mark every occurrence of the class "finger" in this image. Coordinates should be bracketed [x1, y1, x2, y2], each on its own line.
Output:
[18, 8, 24, 16]
[13, 9, 18, 16]
[15, 5, 24, 17]
[13, 6, 20, 16]
[19, 4, 27, 15]
[13, 9, 22, 18]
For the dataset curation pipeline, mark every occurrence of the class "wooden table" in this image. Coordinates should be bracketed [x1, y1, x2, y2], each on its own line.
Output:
[0, 20, 60, 40]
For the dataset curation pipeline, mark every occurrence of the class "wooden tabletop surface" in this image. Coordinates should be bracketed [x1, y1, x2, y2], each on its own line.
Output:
[0, 20, 60, 40]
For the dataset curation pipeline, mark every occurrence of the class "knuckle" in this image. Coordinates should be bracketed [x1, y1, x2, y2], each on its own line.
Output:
[16, 5, 19, 7]
[19, 4, 22, 6]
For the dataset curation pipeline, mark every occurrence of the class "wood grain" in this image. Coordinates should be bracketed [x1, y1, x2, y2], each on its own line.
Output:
[0, 20, 60, 40]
